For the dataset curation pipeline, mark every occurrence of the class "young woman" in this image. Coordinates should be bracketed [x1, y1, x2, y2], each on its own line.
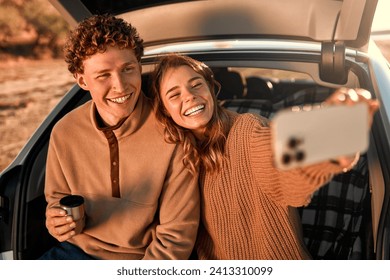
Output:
[150, 54, 379, 259]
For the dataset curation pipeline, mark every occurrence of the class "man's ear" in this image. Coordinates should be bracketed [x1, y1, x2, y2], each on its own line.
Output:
[76, 74, 88, 90]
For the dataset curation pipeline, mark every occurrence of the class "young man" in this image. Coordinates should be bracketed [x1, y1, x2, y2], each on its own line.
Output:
[39, 15, 199, 260]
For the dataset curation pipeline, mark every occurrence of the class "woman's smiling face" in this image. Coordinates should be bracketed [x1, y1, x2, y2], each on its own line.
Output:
[159, 65, 214, 139]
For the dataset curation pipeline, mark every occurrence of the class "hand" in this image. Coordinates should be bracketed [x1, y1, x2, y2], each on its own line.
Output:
[330, 152, 360, 173]
[325, 88, 380, 171]
[45, 207, 77, 242]
[325, 87, 380, 127]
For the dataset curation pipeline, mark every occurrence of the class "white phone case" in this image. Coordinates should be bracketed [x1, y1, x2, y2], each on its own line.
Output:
[271, 103, 369, 170]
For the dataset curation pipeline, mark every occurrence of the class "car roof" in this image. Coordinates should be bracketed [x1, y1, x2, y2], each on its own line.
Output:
[49, 0, 378, 51]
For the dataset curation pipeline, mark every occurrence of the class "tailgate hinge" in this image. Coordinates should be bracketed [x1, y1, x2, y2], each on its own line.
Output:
[320, 41, 348, 85]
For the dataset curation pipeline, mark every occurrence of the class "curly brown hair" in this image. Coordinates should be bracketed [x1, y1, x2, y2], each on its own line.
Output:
[64, 14, 144, 75]
[151, 54, 231, 175]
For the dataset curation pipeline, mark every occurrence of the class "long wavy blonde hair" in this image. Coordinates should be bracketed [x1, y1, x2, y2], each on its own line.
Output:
[150, 54, 231, 175]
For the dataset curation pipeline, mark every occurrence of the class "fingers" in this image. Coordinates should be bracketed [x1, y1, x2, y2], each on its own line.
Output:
[46, 207, 76, 242]
[354, 88, 372, 100]
[327, 88, 379, 107]
[355, 88, 380, 116]
[327, 88, 362, 105]
[325, 87, 380, 127]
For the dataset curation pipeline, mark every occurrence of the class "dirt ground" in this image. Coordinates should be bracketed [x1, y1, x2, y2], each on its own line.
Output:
[0, 41, 390, 173]
[0, 58, 74, 172]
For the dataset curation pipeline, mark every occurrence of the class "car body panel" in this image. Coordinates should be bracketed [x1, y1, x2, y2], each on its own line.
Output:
[366, 41, 390, 259]
[47, 0, 378, 86]
[0, 86, 91, 260]
[49, 0, 378, 50]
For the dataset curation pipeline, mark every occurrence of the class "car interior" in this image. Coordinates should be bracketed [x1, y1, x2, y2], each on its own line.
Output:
[14, 61, 375, 260]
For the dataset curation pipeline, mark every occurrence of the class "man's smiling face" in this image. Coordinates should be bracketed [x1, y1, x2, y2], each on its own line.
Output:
[76, 46, 142, 126]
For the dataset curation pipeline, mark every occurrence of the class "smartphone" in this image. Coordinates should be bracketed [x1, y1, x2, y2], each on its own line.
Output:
[271, 103, 369, 170]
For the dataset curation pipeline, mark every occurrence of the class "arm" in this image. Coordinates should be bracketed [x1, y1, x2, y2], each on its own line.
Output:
[250, 88, 379, 207]
[250, 120, 345, 207]
[44, 131, 77, 242]
[142, 145, 200, 260]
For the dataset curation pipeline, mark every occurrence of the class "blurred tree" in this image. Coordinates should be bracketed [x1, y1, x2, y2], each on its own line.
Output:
[0, 1, 26, 42]
[23, 0, 69, 57]
[0, 0, 69, 58]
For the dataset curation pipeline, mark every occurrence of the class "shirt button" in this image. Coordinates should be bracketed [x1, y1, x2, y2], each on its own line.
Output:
[112, 161, 117, 166]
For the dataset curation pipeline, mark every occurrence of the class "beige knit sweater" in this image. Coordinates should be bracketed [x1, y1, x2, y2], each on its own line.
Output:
[196, 112, 346, 260]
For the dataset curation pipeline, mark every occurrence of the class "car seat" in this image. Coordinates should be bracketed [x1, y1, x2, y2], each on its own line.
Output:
[213, 67, 244, 100]
[245, 76, 273, 99]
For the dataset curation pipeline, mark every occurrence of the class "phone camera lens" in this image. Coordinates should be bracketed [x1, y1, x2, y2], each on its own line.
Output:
[288, 137, 299, 149]
[282, 153, 292, 165]
[295, 150, 305, 162]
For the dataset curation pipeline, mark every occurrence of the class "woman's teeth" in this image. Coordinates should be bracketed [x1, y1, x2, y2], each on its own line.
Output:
[109, 94, 131, 104]
[184, 105, 204, 116]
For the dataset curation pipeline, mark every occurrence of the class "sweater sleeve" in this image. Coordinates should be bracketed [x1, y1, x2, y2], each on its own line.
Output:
[143, 144, 200, 260]
[247, 114, 346, 207]
[44, 127, 72, 208]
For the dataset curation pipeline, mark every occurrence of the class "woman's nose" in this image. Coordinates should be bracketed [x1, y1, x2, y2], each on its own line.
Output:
[182, 88, 195, 102]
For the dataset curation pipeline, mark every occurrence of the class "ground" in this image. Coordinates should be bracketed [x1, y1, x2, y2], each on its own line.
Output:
[0, 58, 74, 172]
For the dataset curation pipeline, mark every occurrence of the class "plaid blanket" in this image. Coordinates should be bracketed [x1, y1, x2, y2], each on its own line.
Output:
[298, 154, 370, 259]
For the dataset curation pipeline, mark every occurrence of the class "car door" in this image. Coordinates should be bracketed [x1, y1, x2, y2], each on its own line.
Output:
[0, 86, 90, 259]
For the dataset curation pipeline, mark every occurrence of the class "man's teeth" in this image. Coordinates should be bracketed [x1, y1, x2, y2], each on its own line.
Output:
[184, 105, 204, 116]
[109, 95, 130, 104]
